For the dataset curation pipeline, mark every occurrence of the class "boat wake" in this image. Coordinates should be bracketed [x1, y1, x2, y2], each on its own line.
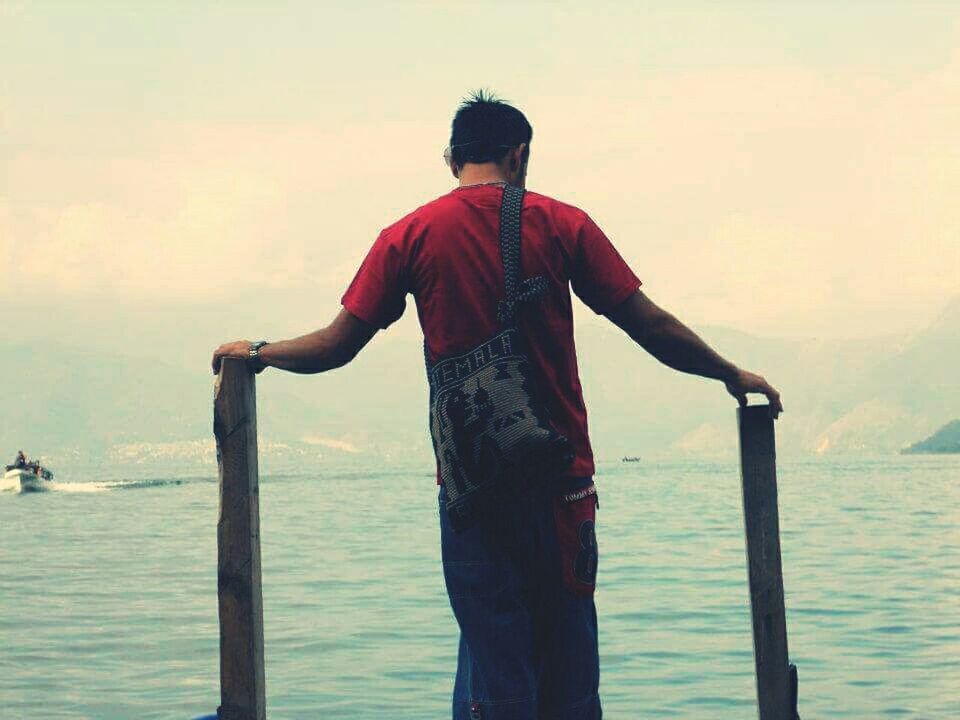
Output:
[48, 481, 109, 494]
[1, 477, 199, 495]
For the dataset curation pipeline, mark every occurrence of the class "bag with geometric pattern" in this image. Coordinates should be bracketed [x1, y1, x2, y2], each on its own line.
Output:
[425, 184, 574, 531]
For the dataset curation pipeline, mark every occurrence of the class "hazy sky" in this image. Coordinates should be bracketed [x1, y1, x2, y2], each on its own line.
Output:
[2, 2, 958, 341]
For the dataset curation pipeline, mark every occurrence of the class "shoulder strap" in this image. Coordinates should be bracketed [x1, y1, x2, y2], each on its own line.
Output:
[497, 185, 547, 326]
[499, 184, 525, 309]
[426, 184, 546, 372]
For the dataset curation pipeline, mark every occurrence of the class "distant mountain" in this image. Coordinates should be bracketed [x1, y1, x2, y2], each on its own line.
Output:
[812, 400, 929, 455]
[901, 420, 960, 454]
[2, 294, 957, 470]
[0, 340, 432, 474]
[574, 293, 959, 458]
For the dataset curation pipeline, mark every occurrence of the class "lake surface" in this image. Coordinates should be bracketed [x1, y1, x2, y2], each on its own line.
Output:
[1, 457, 958, 718]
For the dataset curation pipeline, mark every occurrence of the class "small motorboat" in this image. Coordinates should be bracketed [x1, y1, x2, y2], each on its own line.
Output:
[621, 456, 642, 463]
[4, 451, 54, 492]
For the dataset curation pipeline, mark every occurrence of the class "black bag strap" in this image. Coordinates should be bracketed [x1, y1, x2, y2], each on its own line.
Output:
[425, 184, 547, 374]
[497, 185, 547, 327]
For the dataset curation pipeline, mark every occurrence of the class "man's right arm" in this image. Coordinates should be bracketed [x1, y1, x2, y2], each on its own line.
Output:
[605, 290, 784, 417]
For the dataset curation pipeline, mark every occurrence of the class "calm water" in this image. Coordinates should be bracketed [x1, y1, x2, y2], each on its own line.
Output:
[1, 457, 958, 719]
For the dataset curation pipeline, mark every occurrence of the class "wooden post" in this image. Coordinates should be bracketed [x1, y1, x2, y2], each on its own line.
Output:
[214, 358, 266, 720]
[737, 404, 800, 720]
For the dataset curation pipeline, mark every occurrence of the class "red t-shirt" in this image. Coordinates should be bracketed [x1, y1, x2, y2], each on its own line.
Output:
[341, 184, 641, 481]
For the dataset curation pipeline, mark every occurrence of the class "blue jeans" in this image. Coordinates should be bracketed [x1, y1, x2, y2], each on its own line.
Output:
[439, 477, 601, 720]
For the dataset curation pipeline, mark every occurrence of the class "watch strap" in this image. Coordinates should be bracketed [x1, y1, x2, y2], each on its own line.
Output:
[248, 340, 269, 360]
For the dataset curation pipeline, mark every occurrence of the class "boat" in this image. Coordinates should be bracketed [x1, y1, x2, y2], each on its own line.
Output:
[621, 456, 641, 463]
[4, 452, 54, 492]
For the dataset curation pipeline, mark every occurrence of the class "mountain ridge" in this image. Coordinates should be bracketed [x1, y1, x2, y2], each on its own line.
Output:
[4, 294, 957, 469]
[902, 419, 960, 454]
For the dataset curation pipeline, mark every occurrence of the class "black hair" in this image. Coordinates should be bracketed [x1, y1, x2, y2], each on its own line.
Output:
[449, 90, 532, 166]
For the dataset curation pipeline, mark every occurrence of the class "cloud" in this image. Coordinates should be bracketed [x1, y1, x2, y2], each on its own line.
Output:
[1, 117, 451, 301]
[549, 47, 960, 336]
[2, 35, 958, 339]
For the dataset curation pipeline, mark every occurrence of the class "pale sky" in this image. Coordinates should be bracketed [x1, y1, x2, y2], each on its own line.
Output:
[2, 1, 959, 341]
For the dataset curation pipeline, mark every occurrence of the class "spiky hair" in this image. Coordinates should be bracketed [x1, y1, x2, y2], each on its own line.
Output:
[449, 90, 532, 166]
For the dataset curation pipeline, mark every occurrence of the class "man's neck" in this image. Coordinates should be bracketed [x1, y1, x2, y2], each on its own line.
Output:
[458, 163, 510, 188]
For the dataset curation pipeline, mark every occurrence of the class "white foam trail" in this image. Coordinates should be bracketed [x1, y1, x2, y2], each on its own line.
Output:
[1, 476, 193, 495]
[0, 479, 109, 494]
[48, 481, 109, 494]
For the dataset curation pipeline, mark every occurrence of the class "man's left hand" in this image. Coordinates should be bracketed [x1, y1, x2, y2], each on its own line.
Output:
[212, 340, 263, 375]
[724, 368, 783, 419]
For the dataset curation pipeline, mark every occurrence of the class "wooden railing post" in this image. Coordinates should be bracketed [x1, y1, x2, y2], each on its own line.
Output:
[214, 358, 266, 720]
[737, 404, 800, 720]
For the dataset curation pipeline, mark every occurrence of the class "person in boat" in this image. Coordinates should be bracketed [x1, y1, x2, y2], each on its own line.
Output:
[212, 91, 783, 720]
[14, 450, 26, 468]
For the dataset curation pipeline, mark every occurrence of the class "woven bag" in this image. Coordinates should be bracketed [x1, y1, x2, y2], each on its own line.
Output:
[425, 184, 574, 531]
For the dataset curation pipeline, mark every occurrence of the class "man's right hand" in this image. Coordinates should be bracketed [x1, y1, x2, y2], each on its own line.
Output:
[724, 369, 784, 418]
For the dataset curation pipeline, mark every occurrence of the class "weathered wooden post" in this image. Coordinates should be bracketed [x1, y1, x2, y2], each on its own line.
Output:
[213, 358, 266, 720]
[737, 404, 800, 720]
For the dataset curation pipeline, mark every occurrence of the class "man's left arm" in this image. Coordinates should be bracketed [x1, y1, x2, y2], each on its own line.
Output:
[211, 308, 377, 375]
[605, 290, 783, 417]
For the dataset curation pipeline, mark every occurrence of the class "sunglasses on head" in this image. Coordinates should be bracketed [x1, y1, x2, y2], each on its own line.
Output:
[443, 142, 516, 167]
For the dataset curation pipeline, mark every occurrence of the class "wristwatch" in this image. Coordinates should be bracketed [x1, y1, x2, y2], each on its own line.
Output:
[248, 340, 269, 363]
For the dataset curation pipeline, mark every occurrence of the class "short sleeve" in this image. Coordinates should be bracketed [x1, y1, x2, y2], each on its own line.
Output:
[569, 214, 642, 314]
[340, 226, 408, 329]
